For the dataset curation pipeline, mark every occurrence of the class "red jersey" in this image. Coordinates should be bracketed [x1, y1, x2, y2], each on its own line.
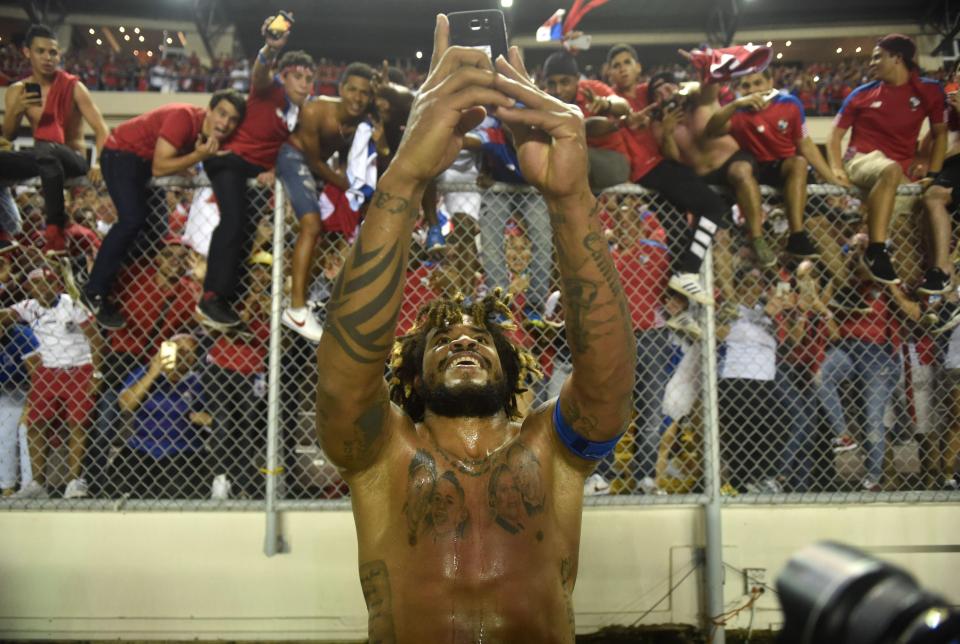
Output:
[837, 285, 900, 350]
[109, 266, 201, 356]
[105, 103, 205, 161]
[729, 92, 807, 162]
[613, 227, 669, 331]
[614, 81, 663, 180]
[208, 315, 269, 374]
[223, 79, 293, 169]
[575, 79, 647, 182]
[835, 77, 946, 171]
[33, 70, 78, 145]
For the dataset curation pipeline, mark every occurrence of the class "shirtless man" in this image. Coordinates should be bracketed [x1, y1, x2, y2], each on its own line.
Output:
[652, 71, 775, 268]
[316, 16, 635, 643]
[2, 24, 109, 253]
[277, 62, 374, 342]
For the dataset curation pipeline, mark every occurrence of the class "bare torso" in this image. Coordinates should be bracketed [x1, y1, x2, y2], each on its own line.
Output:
[674, 105, 741, 176]
[12, 76, 84, 153]
[289, 96, 357, 165]
[347, 405, 587, 644]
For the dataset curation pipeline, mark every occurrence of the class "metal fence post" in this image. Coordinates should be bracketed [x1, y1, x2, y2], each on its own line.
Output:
[700, 247, 725, 643]
[264, 178, 286, 557]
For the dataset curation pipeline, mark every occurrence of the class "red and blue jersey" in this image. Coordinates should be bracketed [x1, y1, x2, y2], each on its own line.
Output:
[835, 77, 946, 171]
[729, 92, 807, 162]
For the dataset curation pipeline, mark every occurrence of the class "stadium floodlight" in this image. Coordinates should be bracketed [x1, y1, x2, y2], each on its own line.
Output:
[134, 49, 139, 55]
[124, 34, 130, 41]
[416, 50, 423, 59]
[88, 28, 95, 35]
[139, 35, 145, 42]
[813, 75, 820, 82]
[766, 40, 772, 47]
[785, 40, 792, 46]
[836, 47, 842, 54]
[118, 26, 125, 33]
[134, 27, 140, 34]
[501, 0, 513, 7]
[147, 50, 153, 57]
[96, 38, 102, 45]
[855, 46, 862, 53]
[166, 37, 173, 44]
[776, 52, 783, 59]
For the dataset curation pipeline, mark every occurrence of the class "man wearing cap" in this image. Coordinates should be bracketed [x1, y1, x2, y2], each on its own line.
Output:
[544, 50, 725, 305]
[84, 238, 200, 497]
[81, 89, 246, 330]
[1, 267, 104, 499]
[827, 34, 947, 286]
[196, 16, 315, 330]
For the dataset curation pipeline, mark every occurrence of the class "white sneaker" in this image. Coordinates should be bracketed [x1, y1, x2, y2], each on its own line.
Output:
[64, 477, 89, 499]
[583, 473, 611, 496]
[665, 311, 703, 341]
[638, 476, 667, 496]
[282, 306, 324, 342]
[211, 474, 231, 501]
[668, 273, 713, 306]
[12, 480, 48, 499]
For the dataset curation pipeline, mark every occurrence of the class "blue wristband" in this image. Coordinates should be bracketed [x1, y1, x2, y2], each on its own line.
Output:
[553, 401, 624, 461]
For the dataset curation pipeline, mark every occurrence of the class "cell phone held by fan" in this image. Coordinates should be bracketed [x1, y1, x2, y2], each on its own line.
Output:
[160, 340, 178, 372]
[23, 82, 42, 102]
[266, 11, 294, 41]
[448, 10, 509, 62]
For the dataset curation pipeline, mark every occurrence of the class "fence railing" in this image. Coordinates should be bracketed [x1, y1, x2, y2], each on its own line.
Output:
[0, 175, 957, 514]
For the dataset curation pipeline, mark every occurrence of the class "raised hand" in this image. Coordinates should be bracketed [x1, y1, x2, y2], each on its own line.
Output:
[387, 15, 515, 187]
[490, 47, 590, 204]
[260, 15, 291, 51]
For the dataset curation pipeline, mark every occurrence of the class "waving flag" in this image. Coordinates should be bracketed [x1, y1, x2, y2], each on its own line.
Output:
[536, 9, 566, 42]
[686, 44, 773, 83]
[563, 0, 612, 33]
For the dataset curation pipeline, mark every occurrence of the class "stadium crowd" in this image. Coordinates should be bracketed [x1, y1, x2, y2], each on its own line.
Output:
[1, 19, 959, 502]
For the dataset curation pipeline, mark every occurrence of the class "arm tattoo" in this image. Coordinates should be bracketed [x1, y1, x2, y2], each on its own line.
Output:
[324, 235, 406, 364]
[373, 190, 414, 218]
[335, 400, 388, 466]
[560, 396, 600, 440]
[359, 560, 396, 644]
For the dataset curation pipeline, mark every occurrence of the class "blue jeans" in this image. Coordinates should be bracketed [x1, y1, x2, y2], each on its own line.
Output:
[276, 143, 320, 220]
[479, 190, 551, 312]
[632, 328, 674, 477]
[778, 362, 817, 491]
[817, 340, 900, 483]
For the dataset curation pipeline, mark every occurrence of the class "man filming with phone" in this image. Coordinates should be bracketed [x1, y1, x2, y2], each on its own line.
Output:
[2, 24, 109, 254]
[316, 14, 635, 644]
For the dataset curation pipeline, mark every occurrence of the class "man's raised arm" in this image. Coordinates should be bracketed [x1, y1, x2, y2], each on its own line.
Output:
[493, 50, 636, 457]
[315, 15, 514, 475]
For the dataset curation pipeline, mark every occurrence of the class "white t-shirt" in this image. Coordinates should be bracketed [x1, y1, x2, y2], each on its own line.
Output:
[720, 304, 777, 381]
[946, 323, 960, 370]
[11, 295, 92, 368]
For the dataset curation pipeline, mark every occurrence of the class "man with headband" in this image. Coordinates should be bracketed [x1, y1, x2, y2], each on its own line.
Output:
[316, 15, 634, 643]
[196, 16, 315, 330]
[827, 33, 947, 287]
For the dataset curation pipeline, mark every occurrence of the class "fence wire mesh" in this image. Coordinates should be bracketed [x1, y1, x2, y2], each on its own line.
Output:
[0, 169, 957, 509]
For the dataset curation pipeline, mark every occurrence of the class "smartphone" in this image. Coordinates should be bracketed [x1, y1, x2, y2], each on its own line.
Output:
[160, 340, 178, 372]
[266, 11, 294, 40]
[448, 10, 509, 62]
[23, 82, 41, 100]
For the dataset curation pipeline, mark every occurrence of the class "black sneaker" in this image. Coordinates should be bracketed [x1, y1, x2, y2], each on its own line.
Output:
[785, 231, 820, 259]
[0, 238, 19, 255]
[917, 268, 952, 296]
[931, 302, 960, 337]
[80, 291, 126, 330]
[197, 294, 241, 329]
[861, 246, 900, 285]
[828, 287, 872, 314]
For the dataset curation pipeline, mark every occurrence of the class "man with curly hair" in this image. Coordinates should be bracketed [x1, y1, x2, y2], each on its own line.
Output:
[315, 15, 635, 644]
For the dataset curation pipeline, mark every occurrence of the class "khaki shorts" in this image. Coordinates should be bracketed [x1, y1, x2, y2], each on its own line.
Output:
[844, 150, 916, 226]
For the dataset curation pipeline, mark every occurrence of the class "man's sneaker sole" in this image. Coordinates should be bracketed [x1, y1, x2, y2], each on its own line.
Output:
[668, 277, 712, 306]
[859, 254, 901, 285]
[833, 442, 859, 454]
[917, 283, 953, 296]
[281, 311, 324, 342]
[0, 240, 20, 255]
[196, 305, 241, 331]
[932, 309, 960, 336]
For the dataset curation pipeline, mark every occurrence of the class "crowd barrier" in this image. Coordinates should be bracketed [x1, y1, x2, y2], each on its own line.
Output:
[0, 174, 956, 516]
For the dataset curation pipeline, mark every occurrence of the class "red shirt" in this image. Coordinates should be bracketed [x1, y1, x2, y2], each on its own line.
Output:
[835, 77, 946, 171]
[224, 80, 292, 169]
[33, 70, 78, 145]
[613, 220, 669, 331]
[729, 93, 807, 162]
[837, 285, 900, 349]
[398, 264, 435, 336]
[109, 266, 201, 356]
[105, 103, 205, 161]
[208, 316, 269, 374]
[575, 79, 647, 182]
[614, 82, 663, 180]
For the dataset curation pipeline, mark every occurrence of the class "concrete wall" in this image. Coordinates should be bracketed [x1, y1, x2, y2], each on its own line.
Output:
[0, 504, 957, 640]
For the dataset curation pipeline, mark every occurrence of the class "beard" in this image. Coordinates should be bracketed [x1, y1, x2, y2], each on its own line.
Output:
[421, 377, 508, 419]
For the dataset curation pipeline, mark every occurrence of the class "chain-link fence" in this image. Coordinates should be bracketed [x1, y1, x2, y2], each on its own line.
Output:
[0, 171, 957, 510]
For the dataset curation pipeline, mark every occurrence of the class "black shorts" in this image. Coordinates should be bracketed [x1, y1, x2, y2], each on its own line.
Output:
[933, 154, 960, 205]
[699, 149, 757, 187]
[756, 160, 786, 187]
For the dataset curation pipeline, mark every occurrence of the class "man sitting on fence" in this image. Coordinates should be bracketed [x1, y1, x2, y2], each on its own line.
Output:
[1, 24, 109, 254]
[81, 89, 245, 329]
[196, 16, 314, 330]
[316, 17, 634, 642]
[703, 69, 851, 261]
[2, 268, 104, 500]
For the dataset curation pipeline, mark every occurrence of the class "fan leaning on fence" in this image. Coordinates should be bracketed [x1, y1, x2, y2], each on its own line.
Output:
[315, 15, 635, 644]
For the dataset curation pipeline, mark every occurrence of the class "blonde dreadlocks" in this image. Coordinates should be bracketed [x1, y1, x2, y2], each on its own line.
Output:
[388, 289, 543, 422]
